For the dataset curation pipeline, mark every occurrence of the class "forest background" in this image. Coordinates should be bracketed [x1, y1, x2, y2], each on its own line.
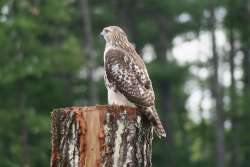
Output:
[0, 0, 250, 167]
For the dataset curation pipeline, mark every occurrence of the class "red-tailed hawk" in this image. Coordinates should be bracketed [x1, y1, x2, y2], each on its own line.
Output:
[100, 26, 166, 138]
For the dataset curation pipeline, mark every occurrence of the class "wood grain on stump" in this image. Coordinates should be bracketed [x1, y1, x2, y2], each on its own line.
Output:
[50, 105, 153, 167]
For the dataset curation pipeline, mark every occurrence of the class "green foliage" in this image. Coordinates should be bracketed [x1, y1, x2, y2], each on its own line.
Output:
[0, 0, 83, 166]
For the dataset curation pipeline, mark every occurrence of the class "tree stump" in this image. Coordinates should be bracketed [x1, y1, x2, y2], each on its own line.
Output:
[50, 105, 154, 167]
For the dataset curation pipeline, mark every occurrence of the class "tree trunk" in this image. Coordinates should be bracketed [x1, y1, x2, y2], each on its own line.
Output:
[228, 27, 240, 167]
[79, 0, 98, 105]
[50, 105, 153, 167]
[159, 80, 176, 167]
[155, 15, 169, 62]
[20, 110, 30, 167]
[18, 81, 30, 167]
[242, 47, 250, 90]
[209, 5, 225, 167]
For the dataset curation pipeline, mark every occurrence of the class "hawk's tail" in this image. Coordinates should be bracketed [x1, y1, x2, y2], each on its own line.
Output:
[141, 106, 166, 138]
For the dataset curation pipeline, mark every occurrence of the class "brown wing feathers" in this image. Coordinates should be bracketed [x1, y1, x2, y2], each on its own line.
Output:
[105, 49, 155, 107]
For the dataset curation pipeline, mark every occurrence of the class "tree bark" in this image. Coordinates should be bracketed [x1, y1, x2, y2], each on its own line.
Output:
[50, 105, 153, 167]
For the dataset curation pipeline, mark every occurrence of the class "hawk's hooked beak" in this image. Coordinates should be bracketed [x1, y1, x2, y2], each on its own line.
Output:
[100, 30, 104, 37]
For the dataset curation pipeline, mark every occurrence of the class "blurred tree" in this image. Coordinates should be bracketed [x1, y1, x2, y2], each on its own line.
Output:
[237, 1, 250, 166]
[225, 0, 250, 166]
[79, 0, 99, 104]
[224, 0, 240, 166]
[0, 0, 83, 166]
[208, 2, 225, 167]
[0, 0, 250, 167]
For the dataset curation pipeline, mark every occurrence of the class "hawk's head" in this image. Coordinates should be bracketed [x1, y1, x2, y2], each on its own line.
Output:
[100, 26, 127, 44]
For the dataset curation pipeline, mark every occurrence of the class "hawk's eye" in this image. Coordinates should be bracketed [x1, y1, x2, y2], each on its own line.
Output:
[104, 29, 110, 33]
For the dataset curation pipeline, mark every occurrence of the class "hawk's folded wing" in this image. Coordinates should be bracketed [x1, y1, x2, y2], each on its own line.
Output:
[105, 49, 155, 107]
